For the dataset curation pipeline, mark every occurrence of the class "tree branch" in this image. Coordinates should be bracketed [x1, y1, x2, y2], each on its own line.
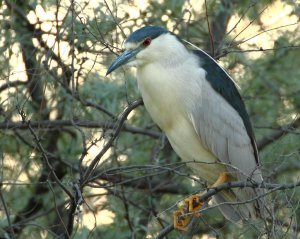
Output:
[0, 119, 161, 138]
[257, 116, 300, 150]
[156, 179, 300, 239]
[81, 99, 143, 185]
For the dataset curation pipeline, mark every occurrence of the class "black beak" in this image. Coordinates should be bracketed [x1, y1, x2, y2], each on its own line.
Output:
[106, 48, 140, 76]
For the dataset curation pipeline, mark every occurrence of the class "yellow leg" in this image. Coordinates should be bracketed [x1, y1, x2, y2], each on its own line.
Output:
[211, 172, 231, 188]
[173, 172, 231, 230]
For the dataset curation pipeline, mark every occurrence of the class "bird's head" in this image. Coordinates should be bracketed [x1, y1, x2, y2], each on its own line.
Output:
[106, 26, 186, 75]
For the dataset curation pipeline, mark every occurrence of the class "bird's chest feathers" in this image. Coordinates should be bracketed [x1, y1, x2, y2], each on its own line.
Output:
[137, 64, 186, 131]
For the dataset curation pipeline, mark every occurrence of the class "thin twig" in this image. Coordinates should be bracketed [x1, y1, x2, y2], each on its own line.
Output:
[0, 119, 161, 138]
[257, 116, 300, 150]
[48, 181, 71, 239]
[16, 107, 73, 199]
[230, 22, 299, 48]
[27, 121, 73, 199]
[81, 99, 143, 185]
[104, 0, 126, 38]
[0, 185, 15, 239]
[217, 45, 300, 58]
[204, 0, 215, 56]
[229, 5, 269, 46]
[226, 2, 257, 36]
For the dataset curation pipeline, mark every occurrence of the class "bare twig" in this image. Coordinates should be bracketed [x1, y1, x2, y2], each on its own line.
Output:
[0, 80, 27, 92]
[104, 0, 126, 38]
[81, 99, 143, 185]
[217, 45, 300, 58]
[0, 185, 15, 239]
[257, 116, 300, 150]
[229, 5, 269, 46]
[226, 2, 257, 36]
[230, 22, 299, 48]
[16, 107, 73, 199]
[0, 119, 161, 138]
[48, 181, 71, 239]
[204, 0, 215, 56]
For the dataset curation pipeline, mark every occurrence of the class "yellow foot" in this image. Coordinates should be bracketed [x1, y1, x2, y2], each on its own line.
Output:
[173, 172, 231, 231]
[173, 194, 203, 231]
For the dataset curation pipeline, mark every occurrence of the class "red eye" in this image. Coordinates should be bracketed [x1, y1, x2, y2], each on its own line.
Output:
[142, 37, 151, 47]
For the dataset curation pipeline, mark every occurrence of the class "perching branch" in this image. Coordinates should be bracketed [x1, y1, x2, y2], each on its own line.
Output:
[156, 179, 300, 239]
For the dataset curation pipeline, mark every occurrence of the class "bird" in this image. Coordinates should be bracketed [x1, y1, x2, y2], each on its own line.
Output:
[106, 26, 265, 230]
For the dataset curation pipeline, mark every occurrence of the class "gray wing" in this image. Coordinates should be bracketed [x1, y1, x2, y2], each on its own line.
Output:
[187, 78, 262, 184]
[187, 78, 265, 221]
[184, 47, 265, 221]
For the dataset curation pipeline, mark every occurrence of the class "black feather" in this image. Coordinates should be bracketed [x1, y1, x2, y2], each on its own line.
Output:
[126, 26, 168, 43]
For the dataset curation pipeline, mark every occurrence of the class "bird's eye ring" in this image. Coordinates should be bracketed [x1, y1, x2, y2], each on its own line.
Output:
[142, 37, 151, 47]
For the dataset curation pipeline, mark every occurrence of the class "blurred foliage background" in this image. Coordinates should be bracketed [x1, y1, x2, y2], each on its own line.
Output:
[0, 0, 299, 238]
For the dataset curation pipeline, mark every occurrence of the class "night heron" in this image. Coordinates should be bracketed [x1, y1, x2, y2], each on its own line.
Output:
[107, 26, 265, 230]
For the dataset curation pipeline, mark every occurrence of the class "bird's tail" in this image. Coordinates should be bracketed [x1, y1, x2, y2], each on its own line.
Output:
[213, 187, 266, 223]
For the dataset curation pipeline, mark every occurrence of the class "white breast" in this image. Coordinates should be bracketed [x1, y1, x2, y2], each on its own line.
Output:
[136, 58, 225, 183]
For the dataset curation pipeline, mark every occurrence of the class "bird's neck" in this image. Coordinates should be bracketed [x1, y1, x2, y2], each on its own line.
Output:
[136, 33, 192, 68]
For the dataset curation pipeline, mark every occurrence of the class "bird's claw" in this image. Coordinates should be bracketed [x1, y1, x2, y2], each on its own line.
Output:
[173, 194, 203, 230]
